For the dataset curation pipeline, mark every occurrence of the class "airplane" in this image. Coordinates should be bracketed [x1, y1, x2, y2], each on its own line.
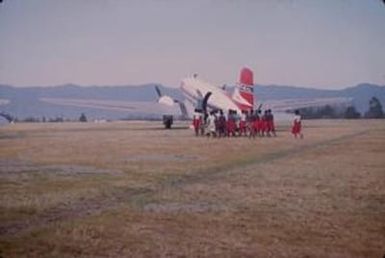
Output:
[37, 67, 351, 128]
[155, 67, 255, 118]
[155, 67, 351, 123]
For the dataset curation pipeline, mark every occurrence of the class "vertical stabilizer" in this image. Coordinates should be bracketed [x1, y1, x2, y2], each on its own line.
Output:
[232, 67, 254, 111]
[240, 67, 253, 86]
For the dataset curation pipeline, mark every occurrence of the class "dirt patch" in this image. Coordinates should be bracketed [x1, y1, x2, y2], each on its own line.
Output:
[143, 202, 229, 213]
[0, 132, 25, 140]
[125, 154, 201, 162]
[0, 186, 151, 236]
[0, 159, 122, 178]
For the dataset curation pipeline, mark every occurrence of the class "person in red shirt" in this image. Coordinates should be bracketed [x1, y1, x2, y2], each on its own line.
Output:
[227, 110, 236, 137]
[192, 109, 203, 136]
[291, 110, 303, 139]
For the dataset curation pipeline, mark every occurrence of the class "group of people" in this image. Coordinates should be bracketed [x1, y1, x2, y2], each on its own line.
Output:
[192, 109, 277, 138]
[192, 109, 303, 139]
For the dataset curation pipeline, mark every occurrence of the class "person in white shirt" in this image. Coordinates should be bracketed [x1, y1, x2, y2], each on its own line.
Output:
[239, 110, 247, 136]
[206, 111, 217, 137]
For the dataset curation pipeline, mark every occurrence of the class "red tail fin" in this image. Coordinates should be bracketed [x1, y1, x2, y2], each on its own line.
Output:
[240, 67, 253, 86]
[232, 67, 254, 111]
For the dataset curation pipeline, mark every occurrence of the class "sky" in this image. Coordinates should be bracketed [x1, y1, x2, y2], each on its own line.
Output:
[0, 0, 384, 89]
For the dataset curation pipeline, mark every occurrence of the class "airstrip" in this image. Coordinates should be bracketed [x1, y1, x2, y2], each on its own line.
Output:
[0, 120, 384, 257]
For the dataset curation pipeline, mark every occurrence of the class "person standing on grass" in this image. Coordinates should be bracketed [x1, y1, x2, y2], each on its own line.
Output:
[268, 109, 276, 137]
[239, 110, 247, 136]
[257, 109, 263, 137]
[251, 109, 259, 138]
[192, 109, 202, 136]
[206, 111, 217, 137]
[217, 110, 226, 138]
[292, 110, 303, 139]
[261, 110, 269, 137]
[246, 109, 254, 138]
[227, 110, 236, 137]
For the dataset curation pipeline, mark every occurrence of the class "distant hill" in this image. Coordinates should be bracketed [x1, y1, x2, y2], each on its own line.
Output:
[254, 83, 385, 114]
[0, 84, 182, 121]
[0, 83, 384, 121]
[339, 83, 385, 114]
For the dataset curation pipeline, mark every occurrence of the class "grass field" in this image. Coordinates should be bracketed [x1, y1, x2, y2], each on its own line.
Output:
[0, 120, 384, 257]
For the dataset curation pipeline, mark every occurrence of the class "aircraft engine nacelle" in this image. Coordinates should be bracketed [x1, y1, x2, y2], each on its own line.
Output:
[158, 95, 174, 106]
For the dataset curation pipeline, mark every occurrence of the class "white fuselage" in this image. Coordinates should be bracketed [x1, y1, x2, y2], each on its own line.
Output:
[180, 77, 241, 114]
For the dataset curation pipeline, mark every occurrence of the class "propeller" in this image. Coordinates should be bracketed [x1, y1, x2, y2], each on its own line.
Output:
[202, 92, 212, 114]
[154, 85, 162, 98]
[0, 112, 14, 123]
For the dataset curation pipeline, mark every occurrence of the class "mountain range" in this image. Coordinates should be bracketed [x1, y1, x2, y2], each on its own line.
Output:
[0, 83, 384, 121]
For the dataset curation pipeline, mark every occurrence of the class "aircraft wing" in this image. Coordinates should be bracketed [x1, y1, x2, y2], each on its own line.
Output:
[39, 98, 181, 116]
[0, 99, 10, 105]
[259, 97, 353, 112]
[154, 85, 189, 119]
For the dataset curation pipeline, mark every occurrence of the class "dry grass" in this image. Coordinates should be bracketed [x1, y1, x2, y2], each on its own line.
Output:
[0, 120, 384, 257]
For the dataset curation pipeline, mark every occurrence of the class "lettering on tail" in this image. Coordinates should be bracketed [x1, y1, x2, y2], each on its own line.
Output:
[232, 67, 255, 111]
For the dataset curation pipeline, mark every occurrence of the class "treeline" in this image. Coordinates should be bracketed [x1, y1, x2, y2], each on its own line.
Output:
[12, 113, 90, 123]
[11, 113, 165, 123]
[5, 97, 385, 123]
[14, 117, 80, 123]
[300, 97, 384, 119]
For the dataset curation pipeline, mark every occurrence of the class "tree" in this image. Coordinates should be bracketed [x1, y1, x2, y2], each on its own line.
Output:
[299, 105, 340, 119]
[364, 97, 384, 118]
[320, 105, 336, 118]
[23, 117, 40, 123]
[79, 113, 87, 122]
[344, 106, 361, 119]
